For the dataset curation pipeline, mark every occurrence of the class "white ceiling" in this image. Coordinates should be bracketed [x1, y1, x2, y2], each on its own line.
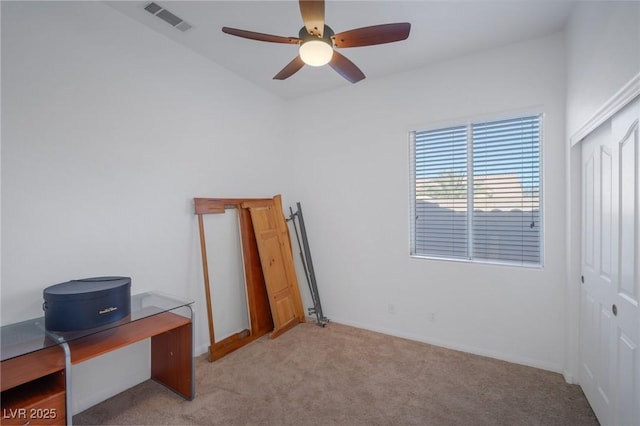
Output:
[106, 1, 577, 100]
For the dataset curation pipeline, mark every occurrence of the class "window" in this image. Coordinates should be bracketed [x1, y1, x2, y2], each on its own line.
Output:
[410, 114, 542, 267]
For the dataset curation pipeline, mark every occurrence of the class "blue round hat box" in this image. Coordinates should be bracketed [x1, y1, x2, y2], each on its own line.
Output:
[43, 276, 131, 332]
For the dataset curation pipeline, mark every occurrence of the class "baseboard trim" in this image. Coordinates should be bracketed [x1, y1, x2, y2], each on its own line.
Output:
[563, 369, 577, 385]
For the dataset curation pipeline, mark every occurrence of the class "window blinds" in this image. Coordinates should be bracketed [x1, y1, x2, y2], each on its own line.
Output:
[413, 126, 468, 260]
[411, 114, 542, 267]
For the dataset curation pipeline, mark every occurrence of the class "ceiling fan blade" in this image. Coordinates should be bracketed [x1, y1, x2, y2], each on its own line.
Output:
[329, 51, 365, 84]
[332, 23, 411, 48]
[299, 0, 325, 38]
[273, 56, 306, 80]
[222, 27, 300, 44]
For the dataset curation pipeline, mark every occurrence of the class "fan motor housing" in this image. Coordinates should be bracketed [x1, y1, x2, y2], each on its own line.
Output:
[299, 25, 334, 46]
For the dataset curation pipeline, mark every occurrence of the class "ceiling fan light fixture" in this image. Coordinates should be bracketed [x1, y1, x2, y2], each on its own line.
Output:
[299, 40, 333, 66]
[221, 1, 411, 83]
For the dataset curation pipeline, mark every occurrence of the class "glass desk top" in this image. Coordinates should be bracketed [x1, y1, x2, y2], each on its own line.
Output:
[1, 291, 194, 362]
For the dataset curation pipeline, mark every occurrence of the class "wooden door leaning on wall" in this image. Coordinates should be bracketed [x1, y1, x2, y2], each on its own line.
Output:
[194, 195, 305, 362]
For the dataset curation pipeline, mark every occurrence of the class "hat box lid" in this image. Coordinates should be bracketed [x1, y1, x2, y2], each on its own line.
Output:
[44, 276, 131, 301]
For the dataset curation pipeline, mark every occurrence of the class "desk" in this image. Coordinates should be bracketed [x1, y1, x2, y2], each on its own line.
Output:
[1, 292, 194, 426]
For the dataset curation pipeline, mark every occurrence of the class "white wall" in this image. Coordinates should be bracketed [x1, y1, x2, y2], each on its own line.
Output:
[564, 1, 640, 383]
[282, 33, 567, 372]
[565, 1, 640, 137]
[1, 1, 286, 412]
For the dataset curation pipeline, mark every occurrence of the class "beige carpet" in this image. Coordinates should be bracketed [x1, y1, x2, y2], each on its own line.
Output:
[74, 322, 598, 425]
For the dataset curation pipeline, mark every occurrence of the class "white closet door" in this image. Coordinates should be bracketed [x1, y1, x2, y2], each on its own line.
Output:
[581, 98, 639, 426]
[581, 120, 615, 424]
[610, 99, 639, 426]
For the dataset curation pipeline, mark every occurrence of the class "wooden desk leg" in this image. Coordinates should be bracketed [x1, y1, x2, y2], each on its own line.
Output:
[150, 322, 193, 400]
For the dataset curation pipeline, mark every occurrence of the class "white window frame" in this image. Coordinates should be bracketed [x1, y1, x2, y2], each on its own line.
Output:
[409, 113, 545, 268]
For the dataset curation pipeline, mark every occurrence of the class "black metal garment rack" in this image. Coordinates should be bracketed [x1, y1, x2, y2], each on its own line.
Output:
[287, 202, 329, 327]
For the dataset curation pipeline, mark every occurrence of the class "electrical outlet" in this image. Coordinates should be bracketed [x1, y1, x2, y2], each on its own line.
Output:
[429, 312, 436, 323]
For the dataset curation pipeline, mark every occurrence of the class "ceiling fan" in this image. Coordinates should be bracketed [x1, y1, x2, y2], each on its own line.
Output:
[221, 0, 411, 84]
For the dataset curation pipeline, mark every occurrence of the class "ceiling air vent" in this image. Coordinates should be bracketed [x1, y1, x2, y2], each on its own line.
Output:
[144, 2, 192, 32]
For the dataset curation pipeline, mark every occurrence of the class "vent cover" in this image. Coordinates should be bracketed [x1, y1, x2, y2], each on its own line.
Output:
[144, 2, 192, 32]
[143, 2, 161, 14]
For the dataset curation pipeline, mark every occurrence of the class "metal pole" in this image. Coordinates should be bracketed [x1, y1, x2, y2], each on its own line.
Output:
[289, 207, 322, 324]
[293, 203, 328, 326]
[289, 206, 314, 305]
